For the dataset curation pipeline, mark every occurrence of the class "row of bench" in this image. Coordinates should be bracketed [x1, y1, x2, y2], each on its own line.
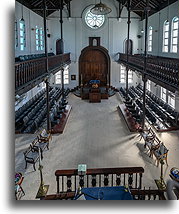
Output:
[119, 85, 179, 131]
[15, 52, 55, 62]
[15, 87, 70, 133]
[24, 129, 52, 171]
[15, 88, 46, 120]
[136, 84, 179, 127]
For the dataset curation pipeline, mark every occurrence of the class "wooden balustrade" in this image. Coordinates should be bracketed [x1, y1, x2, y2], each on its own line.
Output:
[15, 53, 70, 94]
[118, 53, 179, 91]
[55, 167, 144, 194]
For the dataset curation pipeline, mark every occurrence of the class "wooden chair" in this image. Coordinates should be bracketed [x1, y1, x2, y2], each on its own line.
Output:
[153, 143, 169, 167]
[145, 138, 161, 157]
[139, 128, 156, 147]
[38, 129, 52, 143]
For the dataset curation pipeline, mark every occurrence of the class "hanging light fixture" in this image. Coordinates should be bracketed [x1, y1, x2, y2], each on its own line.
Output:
[20, 4, 24, 21]
[166, 0, 169, 22]
[90, 0, 112, 15]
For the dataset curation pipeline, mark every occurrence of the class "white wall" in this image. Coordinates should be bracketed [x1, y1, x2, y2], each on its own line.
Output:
[15, 1, 51, 57]
[139, 1, 179, 58]
[47, 0, 140, 89]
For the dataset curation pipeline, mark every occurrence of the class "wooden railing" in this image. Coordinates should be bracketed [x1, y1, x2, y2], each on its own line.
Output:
[15, 53, 70, 92]
[55, 167, 144, 194]
[118, 53, 179, 90]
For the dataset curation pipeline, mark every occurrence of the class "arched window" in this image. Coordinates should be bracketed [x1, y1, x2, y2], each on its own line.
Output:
[35, 26, 40, 51]
[19, 19, 26, 51]
[15, 19, 18, 49]
[148, 26, 152, 52]
[162, 20, 169, 52]
[171, 16, 179, 53]
[40, 28, 44, 51]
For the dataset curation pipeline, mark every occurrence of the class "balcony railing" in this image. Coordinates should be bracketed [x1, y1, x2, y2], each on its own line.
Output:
[55, 167, 144, 193]
[118, 53, 179, 91]
[15, 53, 70, 95]
[42, 167, 166, 200]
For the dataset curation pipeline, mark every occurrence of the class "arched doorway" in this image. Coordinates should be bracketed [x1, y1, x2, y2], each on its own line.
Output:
[79, 46, 110, 87]
[56, 39, 64, 55]
[124, 39, 133, 55]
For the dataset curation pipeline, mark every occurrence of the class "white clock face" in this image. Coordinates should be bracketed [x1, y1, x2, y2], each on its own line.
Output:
[85, 9, 105, 29]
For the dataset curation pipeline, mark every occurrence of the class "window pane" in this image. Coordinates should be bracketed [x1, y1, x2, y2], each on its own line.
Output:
[173, 29, 178, 37]
[164, 39, 168, 45]
[172, 45, 177, 53]
[20, 30, 23, 36]
[20, 45, 24, 50]
[165, 32, 169, 38]
[173, 38, 178, 44]
[173, 22, 178, 29]
[20, 38, 24, 43]
[20, 23, 24, 29]
[164, 46, 168, 52]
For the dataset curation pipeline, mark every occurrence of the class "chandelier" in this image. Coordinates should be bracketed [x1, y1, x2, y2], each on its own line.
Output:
[90, 1, 112, 15]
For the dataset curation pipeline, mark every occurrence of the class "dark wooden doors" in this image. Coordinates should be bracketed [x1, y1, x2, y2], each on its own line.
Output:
[79, 47, 110, 86]
[56, 39, 64, 55]
[125, 39, 133, 55]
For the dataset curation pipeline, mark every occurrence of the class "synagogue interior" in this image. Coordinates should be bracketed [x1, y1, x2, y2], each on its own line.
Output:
[14, 0, 179, 200]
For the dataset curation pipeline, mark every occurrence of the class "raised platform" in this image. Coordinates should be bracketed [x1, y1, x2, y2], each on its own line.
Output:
[51, 105, 72, 134]
[117, 104, 139, 132]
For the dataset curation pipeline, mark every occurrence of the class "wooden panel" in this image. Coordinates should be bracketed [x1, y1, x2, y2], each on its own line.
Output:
[80, 49, 108, 86]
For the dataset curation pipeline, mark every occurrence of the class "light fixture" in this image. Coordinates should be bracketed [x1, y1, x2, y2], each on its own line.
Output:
[90, 0, 112, 15]
[20, 5, 24, 22]
[166, 0, 169, 22]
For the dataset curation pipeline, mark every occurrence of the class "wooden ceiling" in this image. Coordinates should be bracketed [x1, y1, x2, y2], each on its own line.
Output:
[16, 0, 178, 18]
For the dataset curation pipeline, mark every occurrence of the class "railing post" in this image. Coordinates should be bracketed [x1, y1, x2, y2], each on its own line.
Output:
[56, 175, 59, 194]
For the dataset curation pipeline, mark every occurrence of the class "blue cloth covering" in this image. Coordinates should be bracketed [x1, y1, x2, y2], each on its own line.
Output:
[75, 186, 133, 200]
[89, 80, 100, 84]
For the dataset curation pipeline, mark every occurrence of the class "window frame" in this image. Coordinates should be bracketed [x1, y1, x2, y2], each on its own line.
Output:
[171, 16, 179, 53]
[146, 80, 151, 91]
[168, 91, 175, 108]
[162, 20, 169, 53]
[120, 65, 125, 83]
[19, 19, 26, 51]
[148, 26, 153, 52]
[161, 87, 167, 102]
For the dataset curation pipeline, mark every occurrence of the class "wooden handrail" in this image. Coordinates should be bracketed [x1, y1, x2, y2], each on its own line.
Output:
[55, 167, 144, 176]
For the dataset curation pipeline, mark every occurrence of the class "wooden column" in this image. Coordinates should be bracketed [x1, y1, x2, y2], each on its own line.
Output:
[142, 0, 150, 130]
[43, 0, 50, 131]
[59, 0, 64, 54]
[126, 0, 131, 98]
[61, 67, 65, 101]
